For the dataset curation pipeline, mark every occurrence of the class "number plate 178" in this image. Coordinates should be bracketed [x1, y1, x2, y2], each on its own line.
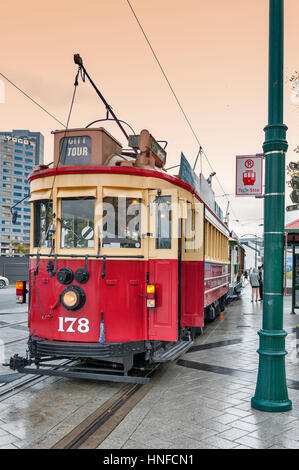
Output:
[58, 317, 89, 333]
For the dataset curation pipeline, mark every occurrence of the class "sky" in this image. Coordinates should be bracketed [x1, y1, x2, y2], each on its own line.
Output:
[0, 0, 298, 238]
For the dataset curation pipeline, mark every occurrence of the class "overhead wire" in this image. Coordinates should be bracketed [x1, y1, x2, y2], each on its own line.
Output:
[0, 72, 66, 127]
[125, 0, 240, 221]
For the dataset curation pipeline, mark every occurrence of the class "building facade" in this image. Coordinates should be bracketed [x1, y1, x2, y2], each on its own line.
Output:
[0, 130, 44, 254]
[240, 236, 264, 270]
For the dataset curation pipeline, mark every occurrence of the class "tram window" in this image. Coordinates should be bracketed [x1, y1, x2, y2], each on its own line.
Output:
[185, 205, 196, 252]
[34, 200, 53, 247]
[102, 197, 141, 248]
[156, 195, 171, 249]
[60, 197, 95, 248]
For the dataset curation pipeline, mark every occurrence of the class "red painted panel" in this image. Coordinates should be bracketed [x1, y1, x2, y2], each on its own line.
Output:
[181, 261, 204, 327]
[204, 262, 229, 308]
[29, 259, 147, 343]
[148, 259, 178, 341]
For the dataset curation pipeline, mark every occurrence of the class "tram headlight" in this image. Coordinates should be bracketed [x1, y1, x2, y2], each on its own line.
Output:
[59, 285, 86, 311]
[63, 290, 78, 308]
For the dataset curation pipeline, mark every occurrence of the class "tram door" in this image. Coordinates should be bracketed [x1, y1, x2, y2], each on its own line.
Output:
[148, 189, 179, 341]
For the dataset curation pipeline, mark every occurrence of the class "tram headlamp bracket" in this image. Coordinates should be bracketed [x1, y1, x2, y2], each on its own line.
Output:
[57, 268, 73, 285]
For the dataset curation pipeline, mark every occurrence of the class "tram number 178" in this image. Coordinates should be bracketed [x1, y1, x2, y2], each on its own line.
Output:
[58, 317, 89, 333]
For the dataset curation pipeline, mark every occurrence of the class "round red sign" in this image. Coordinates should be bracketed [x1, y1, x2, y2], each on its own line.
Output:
[245, 159, 254, 169]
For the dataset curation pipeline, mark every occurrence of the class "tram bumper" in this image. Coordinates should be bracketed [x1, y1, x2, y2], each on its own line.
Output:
[6, 336, 150, 384]
[27, 335, 146, 360]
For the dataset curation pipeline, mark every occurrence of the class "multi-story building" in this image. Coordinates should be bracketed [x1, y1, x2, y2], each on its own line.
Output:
[0, 130, 44, 254]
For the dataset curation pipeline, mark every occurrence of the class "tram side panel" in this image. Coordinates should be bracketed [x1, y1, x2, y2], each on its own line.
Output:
[180, 201, 205, 328]
[203, 217, 229, 314]
[148, 259, 178, 342]
[180, 260, 204, 327]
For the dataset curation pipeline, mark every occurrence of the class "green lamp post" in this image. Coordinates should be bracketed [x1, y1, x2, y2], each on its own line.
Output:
[251, 0, 292, 412]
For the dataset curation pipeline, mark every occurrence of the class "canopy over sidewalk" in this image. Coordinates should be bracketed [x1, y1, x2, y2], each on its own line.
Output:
[285, 219, 299, 243]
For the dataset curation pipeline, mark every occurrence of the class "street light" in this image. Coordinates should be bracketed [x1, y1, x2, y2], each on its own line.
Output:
[251, 0, 292, 412]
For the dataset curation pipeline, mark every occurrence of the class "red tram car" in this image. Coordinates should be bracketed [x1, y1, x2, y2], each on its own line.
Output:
[9, 125, 230, 383]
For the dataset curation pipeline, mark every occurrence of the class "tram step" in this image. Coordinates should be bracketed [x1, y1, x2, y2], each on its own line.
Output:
[152, 340, 194, 363]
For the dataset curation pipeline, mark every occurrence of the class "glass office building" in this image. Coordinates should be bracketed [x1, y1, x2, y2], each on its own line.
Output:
[0, 130, 44, 254]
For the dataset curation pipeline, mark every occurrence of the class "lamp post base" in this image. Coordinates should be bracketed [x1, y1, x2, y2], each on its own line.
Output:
[251, 329, 292, 412]
[251, 397, 292, 412]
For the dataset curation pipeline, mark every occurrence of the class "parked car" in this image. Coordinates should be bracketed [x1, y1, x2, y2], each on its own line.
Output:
[0, 276, 9, 289]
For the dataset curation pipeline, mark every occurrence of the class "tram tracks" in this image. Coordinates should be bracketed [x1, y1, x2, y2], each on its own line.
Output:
[0, 360, 75, 400]
[52, 364, 164, 449]
[0, 320, 27, 329]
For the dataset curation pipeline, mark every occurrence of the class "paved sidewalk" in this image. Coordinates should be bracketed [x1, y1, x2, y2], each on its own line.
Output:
[98, 285, 299, 449]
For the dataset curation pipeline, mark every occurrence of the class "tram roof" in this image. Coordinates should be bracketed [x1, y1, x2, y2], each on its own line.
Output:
[28, 165, 229, 231]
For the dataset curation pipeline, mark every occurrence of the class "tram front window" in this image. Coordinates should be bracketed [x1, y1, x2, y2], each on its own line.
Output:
[34, 200, 53, 248]
[102, 197, 141, 248]
[60, 198, 95, 248]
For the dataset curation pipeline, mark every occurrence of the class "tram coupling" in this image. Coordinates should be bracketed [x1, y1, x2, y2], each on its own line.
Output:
[6, 354, 33, 371]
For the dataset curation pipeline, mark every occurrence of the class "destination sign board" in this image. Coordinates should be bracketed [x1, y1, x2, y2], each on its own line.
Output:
[179, 152, 201, 196]
[60, 136, 91, 166]
[128, 132, 167, 167]
[236, 155, 263, 196]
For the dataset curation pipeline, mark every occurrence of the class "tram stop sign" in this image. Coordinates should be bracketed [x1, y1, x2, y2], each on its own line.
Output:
[236, 155, 263, 196]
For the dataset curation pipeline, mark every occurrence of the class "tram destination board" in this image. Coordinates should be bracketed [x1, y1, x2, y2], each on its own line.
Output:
[60, 136, 92, 165]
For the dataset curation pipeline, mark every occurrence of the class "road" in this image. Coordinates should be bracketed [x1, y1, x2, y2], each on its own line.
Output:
[0, 286, 28, 313]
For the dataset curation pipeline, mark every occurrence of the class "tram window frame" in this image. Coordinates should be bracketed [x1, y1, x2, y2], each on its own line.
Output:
[33, 200, 53, 248]
[60, 197, 95, 249]
[184, 202, 202, 254]
[156, 195, 172, 250]
[102, 196, 142, 249]
[184, 203, 196, 253]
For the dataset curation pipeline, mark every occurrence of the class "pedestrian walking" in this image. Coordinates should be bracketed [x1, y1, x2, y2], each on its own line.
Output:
[258, 265, 264, 301]
[250, 267, 260, 302]
[244, 270, 248, 284]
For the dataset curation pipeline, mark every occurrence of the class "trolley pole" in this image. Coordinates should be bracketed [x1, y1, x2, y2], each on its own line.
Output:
[251, 0, 292, 411]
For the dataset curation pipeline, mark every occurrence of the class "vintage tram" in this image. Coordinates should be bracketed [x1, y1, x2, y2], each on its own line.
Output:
[228, 235, 245, 298]
[9, 125, 232, 383]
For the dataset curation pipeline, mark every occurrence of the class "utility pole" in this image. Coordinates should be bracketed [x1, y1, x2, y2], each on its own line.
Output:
[255, 237, 257, 268]
[251, 0, 292, 411]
